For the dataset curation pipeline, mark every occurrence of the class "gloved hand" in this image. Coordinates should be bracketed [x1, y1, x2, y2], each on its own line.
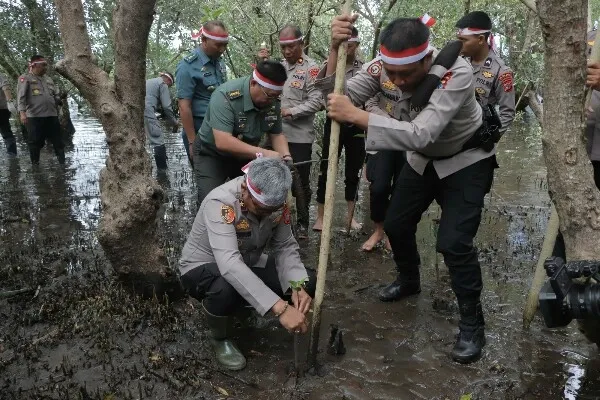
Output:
[7, 101, 17, 115]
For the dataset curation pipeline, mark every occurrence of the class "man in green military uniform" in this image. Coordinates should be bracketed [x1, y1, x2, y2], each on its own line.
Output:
[456, 11, 516, 135]
[176, 21, 229, 164]
[193, 60, 292, 206]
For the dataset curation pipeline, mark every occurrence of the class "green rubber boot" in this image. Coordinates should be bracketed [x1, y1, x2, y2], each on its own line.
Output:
[203, 302, 247, 371]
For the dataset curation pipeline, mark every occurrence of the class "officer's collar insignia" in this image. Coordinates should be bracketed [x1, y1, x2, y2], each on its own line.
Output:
[185, 53, 198, 63]
[482, 71, 494, 79]
[297, 58, 304, 65]
[235, 218, 250, 231]
[228, 90, 242, 99]
[483, 57, 492, 68]
[221, 205, 235, 224]
[239, 199, 248, 212]
[381, 80, 396, 91]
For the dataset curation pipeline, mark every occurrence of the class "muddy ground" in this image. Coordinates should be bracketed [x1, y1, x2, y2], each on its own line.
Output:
[0, 113, 599, 400]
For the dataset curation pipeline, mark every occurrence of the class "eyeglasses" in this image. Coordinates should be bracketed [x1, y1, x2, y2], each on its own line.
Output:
[259, 85, 281, 100]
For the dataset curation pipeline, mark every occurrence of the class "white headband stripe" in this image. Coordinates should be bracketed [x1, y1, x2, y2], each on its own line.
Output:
[379, 43, 431, 66]
[279, 36, 303, 44]
[201, 28, 229, 42]
[457, 28, 491, 36]
[253, 70, 284, 91]
[30, 61, 47, 65]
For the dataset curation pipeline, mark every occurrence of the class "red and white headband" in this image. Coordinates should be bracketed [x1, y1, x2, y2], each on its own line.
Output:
[159, 72, 174, 84]
[29, 60, 47, 66]
[279, 36, 303, 45]
[380, 41, 431, 65]
[457, 27, 491, 36]
[241, 161, 280, 207]
[253, 69, 284, 91]
[420, 13, 436, 28]
[191, 27, 229, 42]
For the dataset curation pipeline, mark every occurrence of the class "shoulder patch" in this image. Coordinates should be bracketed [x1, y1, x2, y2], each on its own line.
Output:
[367, 61, 382, 77]
[309, 67, 320, 78]
[499, 72, 514, 92]
[184, 52, 199, 63]
[440, 71, 453, 89]
[221, 205, 235, 224]
[483, 57, 493, 69]
[482, 71, 494, 79]
[227, 90, 242, 99]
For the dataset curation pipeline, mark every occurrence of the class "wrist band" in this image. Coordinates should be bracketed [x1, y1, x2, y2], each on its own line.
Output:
[274, 302, 288, 317]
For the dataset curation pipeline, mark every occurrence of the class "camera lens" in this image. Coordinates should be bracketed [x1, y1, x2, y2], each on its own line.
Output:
[567, 283, 600, 320]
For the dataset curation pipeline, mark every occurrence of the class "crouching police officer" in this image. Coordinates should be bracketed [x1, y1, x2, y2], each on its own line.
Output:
[318, 15, 496, 364]
[193, 60, 292, 207]
[179, 157, 316, 370]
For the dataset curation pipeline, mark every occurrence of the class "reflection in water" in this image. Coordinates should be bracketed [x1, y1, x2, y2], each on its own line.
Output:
[0, 111, 599, 398]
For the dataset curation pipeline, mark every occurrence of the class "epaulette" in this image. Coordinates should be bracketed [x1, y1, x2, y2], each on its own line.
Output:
[184, 52, 199, 63]
[227, 89, 242, 99]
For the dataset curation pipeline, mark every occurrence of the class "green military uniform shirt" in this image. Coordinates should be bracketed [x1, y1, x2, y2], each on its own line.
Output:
[197, 76, 282, 156]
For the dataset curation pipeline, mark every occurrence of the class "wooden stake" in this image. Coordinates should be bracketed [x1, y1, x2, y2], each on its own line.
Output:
[308, 0, 352, 369]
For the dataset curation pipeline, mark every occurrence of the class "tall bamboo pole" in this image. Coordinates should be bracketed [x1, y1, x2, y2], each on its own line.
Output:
[308, 0, 352, 368]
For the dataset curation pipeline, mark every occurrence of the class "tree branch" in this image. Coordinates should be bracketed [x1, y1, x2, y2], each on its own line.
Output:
[521, 0, 537, 13]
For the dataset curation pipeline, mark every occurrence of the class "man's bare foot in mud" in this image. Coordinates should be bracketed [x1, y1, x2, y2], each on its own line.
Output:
[313, 217, 323, 231]
[347, 217, 362, 231]
[361, 225, 385, 252]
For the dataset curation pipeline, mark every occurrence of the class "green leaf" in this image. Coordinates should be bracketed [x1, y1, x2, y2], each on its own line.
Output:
[460, 394, 473, 400]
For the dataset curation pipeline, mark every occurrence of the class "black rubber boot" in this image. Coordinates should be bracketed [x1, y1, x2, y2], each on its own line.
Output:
[29, 148, 40, 165]
[378, 268, 421, 302]
[6, 138, 16, 156]
[451, 299, 486, 364]
[153, 145, 168, 170]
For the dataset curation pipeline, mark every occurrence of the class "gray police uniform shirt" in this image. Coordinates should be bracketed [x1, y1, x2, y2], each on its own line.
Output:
[144, 77, 177, 125]
[281, 54, 324, 144]
[17, 73, 59, 118]
[471, 50, 516, 134]
[0, 73, 9, 110]
[315, 52, 489, 179]
[586, 90, 600, 162]
[179, 176, 309, 315]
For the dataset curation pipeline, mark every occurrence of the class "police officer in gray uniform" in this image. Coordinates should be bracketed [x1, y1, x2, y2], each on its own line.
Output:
[179, 157, 316, 371]
[176, 21, 229, 165]
[318, 15, 496, 364]
[456, 11, 516, 135]
[17, 55, 65, 165]
[144, 72, 178, 170]
[0, 73, 18, 155]
[259, 25, 324, 237]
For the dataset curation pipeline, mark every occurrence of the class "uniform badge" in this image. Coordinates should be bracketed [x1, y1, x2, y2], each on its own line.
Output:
[483, 57, 492, 68]
[309, 67, 320, 78]
[440, 71, 453, 89]
[290, 80, 302, 88]
[499, 72, 514, 92]
[235, 218, 250, 231]
[239, 199, 248, 212]
[297, 58, 304, 64]
[295, 69, 305, 74]
[32, 89, 40, 95]
[385, 102, 393, 114]
[237, 116, 247, 130]
[228, 90, 242, 99]
[482, 71, 494, 79]
[475, 87, 486, 95]
[207, 85, 215, 92]
[381, 80, 396, 91]
[367, 61, 382, 77]
[221, 205, 235, 224]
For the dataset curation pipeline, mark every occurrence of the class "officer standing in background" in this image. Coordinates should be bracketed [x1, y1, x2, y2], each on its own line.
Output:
[179, 157, 316, 371]
[318, 15, 496, 364]
[258, 24, 324, 239]
[193, 60, 292, 206]
[456, 11, 515, 135]
[18, 55, 65, 165]
[312, 27, 365, 232]
[0, 73, 18, 155]
[176, 21, 229, 164]
[144, 71, 178, 170]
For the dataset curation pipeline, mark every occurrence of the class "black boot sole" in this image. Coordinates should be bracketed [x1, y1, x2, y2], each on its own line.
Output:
[378, 288, 421, 302]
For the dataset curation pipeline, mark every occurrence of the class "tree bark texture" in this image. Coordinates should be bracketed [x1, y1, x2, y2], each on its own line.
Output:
[537, 0, 600, 259]
[54, 0, 177, 295]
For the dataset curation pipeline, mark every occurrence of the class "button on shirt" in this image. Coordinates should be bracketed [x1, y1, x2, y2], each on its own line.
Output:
[179, 177, 309, 315]
[281, 54, 324, 144]
[17, 73, 59, 117]
[197, 76, 282, 156]
[176, 47, 227, 118]
[314, 52, 487, 179]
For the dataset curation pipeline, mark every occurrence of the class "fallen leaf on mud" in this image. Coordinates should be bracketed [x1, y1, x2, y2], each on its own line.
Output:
[216, 386, 229, 396]
[460, 394, 473, 400]
[149, 353, 161, 362]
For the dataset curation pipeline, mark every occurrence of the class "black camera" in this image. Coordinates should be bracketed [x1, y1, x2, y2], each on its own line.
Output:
[539, 256, 600, 328]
